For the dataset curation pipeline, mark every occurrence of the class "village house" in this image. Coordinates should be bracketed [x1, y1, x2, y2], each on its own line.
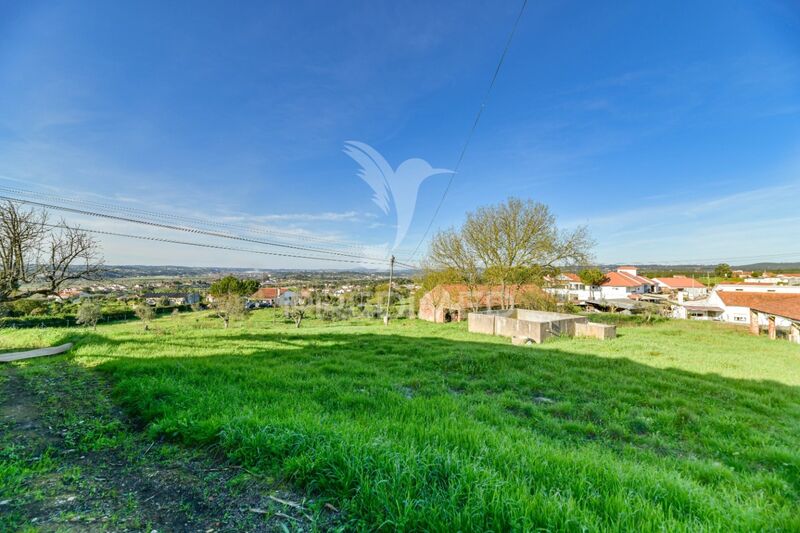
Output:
[418, 284, 543, 323]
[249, 287, 296, 307]
[747, 299, 800, 344]
[709, 291, 800, 330]
[596, 267, 656, 299]
[56, 288, 84, 300]
[547, 273, 592, 302]
[671, 283, 800, 323]
[744, 273, 800, 285]
[652, 276, 708, 299]
[546, 266, 656, 304]
[715, 283, 800, 295]
[143, 293, 201, 306]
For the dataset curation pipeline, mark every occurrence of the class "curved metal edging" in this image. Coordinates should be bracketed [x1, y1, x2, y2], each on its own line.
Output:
[0, 342, 74, 363]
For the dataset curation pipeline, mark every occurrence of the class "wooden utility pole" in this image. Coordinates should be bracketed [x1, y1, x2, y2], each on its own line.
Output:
[384, 255, 395, 325]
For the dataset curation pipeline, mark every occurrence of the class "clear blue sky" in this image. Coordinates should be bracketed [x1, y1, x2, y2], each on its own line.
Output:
[1, 1, 799, 268]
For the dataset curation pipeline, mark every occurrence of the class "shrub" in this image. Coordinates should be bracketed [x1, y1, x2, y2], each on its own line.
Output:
[76, 299, 102, 330]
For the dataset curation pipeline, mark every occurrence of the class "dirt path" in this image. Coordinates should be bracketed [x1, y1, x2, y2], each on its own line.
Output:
[0, 361, 338, 532]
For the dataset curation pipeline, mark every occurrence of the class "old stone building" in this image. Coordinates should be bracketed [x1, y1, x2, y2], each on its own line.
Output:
[418, 284, 544, 323]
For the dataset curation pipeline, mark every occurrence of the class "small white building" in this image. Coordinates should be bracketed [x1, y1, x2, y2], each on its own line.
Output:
[715, 283, 800, 295]
[547, 273, 592, 302]
[671, 301, 723, 321]
[652, 276, 708, 300]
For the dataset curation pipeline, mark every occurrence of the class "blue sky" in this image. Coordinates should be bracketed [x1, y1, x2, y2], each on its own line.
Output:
[1, 0, 799, 268]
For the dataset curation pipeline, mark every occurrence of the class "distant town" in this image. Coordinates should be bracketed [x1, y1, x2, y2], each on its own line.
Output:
[17, 262, 798, 345]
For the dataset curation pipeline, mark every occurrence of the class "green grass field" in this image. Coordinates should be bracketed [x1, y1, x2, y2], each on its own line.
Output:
[2, 312, 799, 531]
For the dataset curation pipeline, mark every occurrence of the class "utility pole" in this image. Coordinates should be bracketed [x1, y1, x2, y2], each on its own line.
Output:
[384, 255, 395, 325]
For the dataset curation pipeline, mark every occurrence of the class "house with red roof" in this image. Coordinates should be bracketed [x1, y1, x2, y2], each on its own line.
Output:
[652, 276, 708, 299]
[249, 287, 296, 307]
[706, 290, 800, 340]
[545, 266, 656, 303]
[596, 266, 655, 300]
[546, 272, 592, 302]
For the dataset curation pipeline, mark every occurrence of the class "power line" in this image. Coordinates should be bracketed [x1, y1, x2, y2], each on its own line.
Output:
[41, 224, 399, 266]
[0, 185, 371, 252]
[404, 0, 528, 262]
[3, 195, 418, 269]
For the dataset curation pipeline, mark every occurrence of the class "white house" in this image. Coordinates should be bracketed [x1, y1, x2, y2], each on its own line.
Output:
[708, 290, 800, 326]
[671, 301, 723, 321]
[547, 273, 592, 302]
[652, 276, 708, 300]
[249, 287, 297, 307]
[596, 267, 655, 300]
[143, 292, 200, 306]
[715, 283, 800, 295]
[546, 266, 655, 302]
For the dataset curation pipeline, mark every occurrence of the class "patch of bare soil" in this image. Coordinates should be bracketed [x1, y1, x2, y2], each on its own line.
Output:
[0, 362, 339, 532]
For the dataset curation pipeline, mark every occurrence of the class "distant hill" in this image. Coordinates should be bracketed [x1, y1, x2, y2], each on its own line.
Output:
[93, 262, 800, 280]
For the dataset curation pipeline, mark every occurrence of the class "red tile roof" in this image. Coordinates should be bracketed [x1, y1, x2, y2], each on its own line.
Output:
[751, 301, 800, 321]
[602, 271, 654, 287]
[717, 292, 800, 320]
[653, 276, 707, 289]
[562, 273, 581, 282]
[250, 287, 288, 299]
[424, 284, 543, 308]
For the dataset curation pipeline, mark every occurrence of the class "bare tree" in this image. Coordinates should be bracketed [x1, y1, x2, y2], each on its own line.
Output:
[212, 293, 247, 329]
[426, 230, 483, 312]
[428, 198, 593, 309]
[0, 201, 104, 302]
[285, 304, 306, 328]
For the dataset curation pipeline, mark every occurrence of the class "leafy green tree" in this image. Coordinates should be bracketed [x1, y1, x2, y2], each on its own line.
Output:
[714, 263, 732, 278]
[209, 276, 259, 297]
[76, 299, 102, 330]
[579, 268, 608, 300]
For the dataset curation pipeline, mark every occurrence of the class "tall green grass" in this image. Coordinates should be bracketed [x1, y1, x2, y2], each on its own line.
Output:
[2, 313, 799, 530]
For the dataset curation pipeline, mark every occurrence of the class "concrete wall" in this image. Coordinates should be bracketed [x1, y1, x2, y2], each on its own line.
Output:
[495, 315, 546, 343]
[575, 322, 617, 340]
[468, 309, 613, 343]
[467, 312, 496, 335]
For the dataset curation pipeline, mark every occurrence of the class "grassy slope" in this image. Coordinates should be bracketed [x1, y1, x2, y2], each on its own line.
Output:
[2, 313, 799, 531]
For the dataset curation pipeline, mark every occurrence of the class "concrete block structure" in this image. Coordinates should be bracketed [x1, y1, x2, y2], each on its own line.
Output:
[574, 321, 617, 340]
[467, 309, 615, 344]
